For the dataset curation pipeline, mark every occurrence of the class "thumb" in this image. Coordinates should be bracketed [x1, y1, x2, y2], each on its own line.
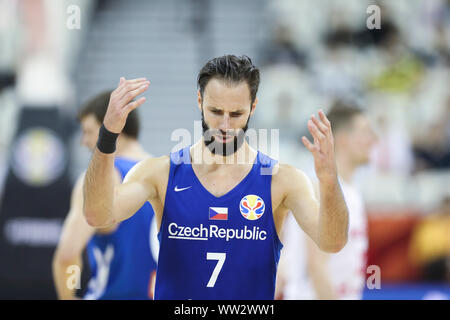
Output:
[119, 77, 125, 85]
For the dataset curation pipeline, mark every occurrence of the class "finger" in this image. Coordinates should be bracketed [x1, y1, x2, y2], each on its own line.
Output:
[311, 114, 329, 136]
[116, 78, 149, 96]
[117, 81, 150, 101]
[301, 136, 316, 153]
[116, 78, 148, 96]
[114, 77, 130, 93]
[308, 119, 325, 146]
[127, 82, 149, 102]
[125, 96, 146, 113]
[307, 120, 319, 151]
[318, 109, 331, 128]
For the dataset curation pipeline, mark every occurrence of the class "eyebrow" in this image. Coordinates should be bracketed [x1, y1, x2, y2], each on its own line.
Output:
[208, 106, 246, 113]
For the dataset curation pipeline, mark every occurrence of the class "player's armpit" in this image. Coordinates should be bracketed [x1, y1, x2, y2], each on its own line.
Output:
[277, 164, 321, 246]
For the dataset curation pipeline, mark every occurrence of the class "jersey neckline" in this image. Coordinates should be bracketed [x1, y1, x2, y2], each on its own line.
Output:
[184, 146, 260, 202]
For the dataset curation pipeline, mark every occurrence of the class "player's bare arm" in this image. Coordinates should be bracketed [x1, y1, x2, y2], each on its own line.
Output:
[275, 110, 349, 253]
[83, 77, 157, 227]
[119, 155, 170, 229]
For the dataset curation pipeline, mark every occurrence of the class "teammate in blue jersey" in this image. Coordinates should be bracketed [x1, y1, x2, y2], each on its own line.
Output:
[83, 55, 349, 300]
[52, 91, 158, 300]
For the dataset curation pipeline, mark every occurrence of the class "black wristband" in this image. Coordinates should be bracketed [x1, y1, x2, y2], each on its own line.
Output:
[97, 124, 119, 154]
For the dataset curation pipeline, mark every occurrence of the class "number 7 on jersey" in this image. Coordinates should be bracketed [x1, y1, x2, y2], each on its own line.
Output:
[206, 252, 226, 288]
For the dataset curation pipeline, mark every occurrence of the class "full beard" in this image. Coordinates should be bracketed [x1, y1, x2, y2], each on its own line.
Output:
[201, 111, 250, 157]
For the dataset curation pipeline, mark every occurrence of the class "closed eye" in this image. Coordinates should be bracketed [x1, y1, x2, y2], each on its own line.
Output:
[211, 109, 223, 115]
[209, 109, 243, 117]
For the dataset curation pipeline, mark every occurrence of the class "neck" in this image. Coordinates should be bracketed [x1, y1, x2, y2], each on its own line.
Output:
[191, 138, 256, 171]
[335, 150, 357, 184]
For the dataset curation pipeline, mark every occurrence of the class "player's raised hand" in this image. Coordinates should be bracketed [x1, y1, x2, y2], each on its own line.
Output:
[302, 110, 338, 183]
[103, 77, 150, 133]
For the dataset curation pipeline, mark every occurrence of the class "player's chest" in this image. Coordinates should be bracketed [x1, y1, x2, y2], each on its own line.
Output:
[168, 168, 272, 224]
[193, 166, 253, 198]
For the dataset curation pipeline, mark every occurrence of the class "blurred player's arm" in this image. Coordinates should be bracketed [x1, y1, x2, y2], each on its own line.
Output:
[305, 181, 337, 299]
[83, 77, 154, 227]
[305, 234, 337, 299]
[53, 173, 96, 300]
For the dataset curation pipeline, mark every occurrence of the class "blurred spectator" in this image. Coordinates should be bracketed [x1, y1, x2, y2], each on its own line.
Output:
[413, 100, 450, 171]
[362, 11, 426, 96]
[409, 196, 450, 282]
[260, 23, 307, 68]
[255, 64, 322, 144]
[353, 18, 399, 49]
[310, 30, 364, 103]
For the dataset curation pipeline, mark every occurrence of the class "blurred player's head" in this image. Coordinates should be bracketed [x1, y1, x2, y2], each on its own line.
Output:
[197, 55, 260, 156]
[78, 90, 140, 151]
[327, 101, 377, 166]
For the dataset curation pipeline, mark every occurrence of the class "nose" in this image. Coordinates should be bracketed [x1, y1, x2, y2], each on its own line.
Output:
[218, 114, 231, 132]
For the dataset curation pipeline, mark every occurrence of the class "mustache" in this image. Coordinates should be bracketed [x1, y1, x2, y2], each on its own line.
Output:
[205, 128, 244, 137]
[201, 110, 250, 156]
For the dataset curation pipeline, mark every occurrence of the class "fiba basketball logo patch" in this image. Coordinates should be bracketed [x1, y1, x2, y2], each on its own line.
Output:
[239, 195, 265, 221]
[11, 127, 66, 187]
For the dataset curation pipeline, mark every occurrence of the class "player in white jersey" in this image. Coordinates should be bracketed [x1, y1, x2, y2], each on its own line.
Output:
[279, 102, 377, 300]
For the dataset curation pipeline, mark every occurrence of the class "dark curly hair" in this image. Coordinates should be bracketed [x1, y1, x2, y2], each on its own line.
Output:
[197, 55, 260, 104]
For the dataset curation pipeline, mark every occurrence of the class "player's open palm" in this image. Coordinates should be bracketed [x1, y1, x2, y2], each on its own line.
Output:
[302, 110, 338, 183]
[103, 77, 150, 133]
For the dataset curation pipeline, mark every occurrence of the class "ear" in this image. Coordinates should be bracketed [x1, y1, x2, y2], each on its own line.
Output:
[250, 97, 258, 117]
[197, 90, 202, 112]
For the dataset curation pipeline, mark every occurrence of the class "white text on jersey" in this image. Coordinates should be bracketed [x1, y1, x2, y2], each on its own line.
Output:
[168, 222, 267, 242]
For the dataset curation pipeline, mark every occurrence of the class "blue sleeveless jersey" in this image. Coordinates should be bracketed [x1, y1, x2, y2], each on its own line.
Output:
[84, 157, 158, 300]
[155, 147, 283, 300]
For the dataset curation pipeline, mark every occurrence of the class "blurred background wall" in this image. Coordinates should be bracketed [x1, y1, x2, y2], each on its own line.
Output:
[0, 0, 448, 299]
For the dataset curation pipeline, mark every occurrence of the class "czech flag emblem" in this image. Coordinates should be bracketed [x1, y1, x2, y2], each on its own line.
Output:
[209, 207, 228, 220]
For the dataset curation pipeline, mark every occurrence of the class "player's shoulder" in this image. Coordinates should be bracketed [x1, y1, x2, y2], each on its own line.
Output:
[273, 162, 308, 180]
[272, 162, 312, 191]
[138, 155, 170, 168]
[124, 155, 170, 183]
